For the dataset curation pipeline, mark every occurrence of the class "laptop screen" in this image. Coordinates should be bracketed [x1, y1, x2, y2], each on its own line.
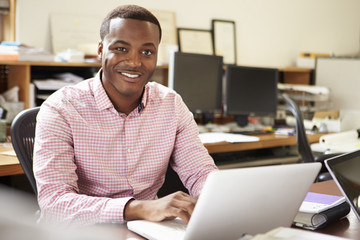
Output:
[325, 150, 360, 219]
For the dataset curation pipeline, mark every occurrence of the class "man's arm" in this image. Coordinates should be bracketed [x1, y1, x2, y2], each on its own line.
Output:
[33, 104, 132, 225]
[170, 95, 218, 197]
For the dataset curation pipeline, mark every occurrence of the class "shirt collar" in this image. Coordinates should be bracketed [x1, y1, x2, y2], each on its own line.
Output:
[93, 69, 114, 111]
[139, 84, 150, 113]
[93, 69, 150, 114]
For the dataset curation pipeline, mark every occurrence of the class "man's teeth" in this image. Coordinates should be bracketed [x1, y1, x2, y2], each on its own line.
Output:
[122, 72, 140, 78]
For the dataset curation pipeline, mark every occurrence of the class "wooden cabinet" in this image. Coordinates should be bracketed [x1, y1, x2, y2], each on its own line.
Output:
[0, 61, 311, 111]
[278, 67, 314, 85]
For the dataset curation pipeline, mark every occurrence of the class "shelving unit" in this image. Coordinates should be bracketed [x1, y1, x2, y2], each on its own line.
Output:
[0, 61, 171, 110]
[0, 61, 101, 108]
[278, 67, 313, 85]
[0, 60, 311, 111]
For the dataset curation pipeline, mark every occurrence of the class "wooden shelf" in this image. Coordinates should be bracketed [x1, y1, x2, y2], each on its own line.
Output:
[0, 61, 102, 109]
[0, 61, 170, 109]
[278, 67, 314, 85]
[0, 60, 102, 67]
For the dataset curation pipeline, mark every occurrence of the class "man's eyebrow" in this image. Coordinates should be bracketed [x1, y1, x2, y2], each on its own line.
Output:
[143, 42, 157, 49]
[111, 40, 156, 49]
[111, 40, 130, 46]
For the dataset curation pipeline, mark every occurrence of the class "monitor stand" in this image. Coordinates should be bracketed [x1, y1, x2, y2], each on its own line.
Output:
[232, 115, 272, 135]
[234, 114, 249, 127]
[193, 111, 214, 125]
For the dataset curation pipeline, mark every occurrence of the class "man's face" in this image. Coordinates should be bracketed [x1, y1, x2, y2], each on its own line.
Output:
[98, 18, 160, 101]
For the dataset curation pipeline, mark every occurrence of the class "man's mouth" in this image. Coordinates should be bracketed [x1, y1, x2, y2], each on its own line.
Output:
[121, 72, 140, 78]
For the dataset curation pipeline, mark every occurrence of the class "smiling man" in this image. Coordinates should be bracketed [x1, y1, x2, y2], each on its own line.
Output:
[33, 5, 217, 226]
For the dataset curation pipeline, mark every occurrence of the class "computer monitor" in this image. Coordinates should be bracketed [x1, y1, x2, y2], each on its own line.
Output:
[225, 65, 278, 126]
[168, 52, 223, 114]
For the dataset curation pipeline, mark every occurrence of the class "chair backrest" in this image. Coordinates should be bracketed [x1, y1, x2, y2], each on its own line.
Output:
[10, 107, 40, 195]
[282, 94, 315, 163]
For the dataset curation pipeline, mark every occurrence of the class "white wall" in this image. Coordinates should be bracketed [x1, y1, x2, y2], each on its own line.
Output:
[16, 0, 360, 67]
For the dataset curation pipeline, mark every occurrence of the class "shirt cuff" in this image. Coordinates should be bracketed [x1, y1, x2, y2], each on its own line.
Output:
[100, 197, 134, 223]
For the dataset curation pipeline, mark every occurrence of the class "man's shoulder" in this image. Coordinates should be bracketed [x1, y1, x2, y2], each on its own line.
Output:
[46, 79, 92, 103]
[147, 81, 177, 100]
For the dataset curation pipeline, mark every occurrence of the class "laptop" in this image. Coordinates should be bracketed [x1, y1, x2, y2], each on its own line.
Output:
[325, 149, 360, 221]
[127, 162, 321, 240]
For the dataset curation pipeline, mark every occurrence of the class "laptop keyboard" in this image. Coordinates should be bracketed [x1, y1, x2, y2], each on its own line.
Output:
[127, 218, 187, 240]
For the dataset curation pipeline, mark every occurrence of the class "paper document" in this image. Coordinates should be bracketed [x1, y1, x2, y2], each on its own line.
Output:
[278, 83, 330, 95]
[34, 79, 77, 91]
[0, 150, 16, 157]
[199, 132, 259, 144]
[243, 227, 351, 240]
[261, 227, 349, 240]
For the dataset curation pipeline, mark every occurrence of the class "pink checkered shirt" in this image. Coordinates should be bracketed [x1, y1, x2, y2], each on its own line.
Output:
[33, 70, 217, 225]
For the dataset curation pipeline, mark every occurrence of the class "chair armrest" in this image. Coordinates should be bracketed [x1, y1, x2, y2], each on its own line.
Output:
[317, 172, 333, 182]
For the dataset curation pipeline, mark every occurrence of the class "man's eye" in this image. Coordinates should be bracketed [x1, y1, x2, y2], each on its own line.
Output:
[142, 50, 152, 56]
[116, 47, 127, 52]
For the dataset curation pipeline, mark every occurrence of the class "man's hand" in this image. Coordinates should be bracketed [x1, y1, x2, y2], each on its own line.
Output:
[124, 191, 197, 224]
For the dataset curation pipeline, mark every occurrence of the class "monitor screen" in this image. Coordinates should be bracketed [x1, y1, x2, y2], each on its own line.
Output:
[168, 52, 223, 113]
[225, 65, 278, 116]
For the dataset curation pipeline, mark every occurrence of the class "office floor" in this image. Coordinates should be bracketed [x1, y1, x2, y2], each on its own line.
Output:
[1, 176, 39, 215]
[0, 175, 38, 211]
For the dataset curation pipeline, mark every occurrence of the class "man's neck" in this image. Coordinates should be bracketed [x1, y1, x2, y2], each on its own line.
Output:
[113, 93, 142, 115]
[100, 71, 145, 115]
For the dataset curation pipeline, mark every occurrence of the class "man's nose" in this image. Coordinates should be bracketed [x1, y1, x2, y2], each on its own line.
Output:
[125, 52, 141, 67]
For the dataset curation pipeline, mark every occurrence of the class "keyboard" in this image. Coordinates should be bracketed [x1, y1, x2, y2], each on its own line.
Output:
[127, 218, 187, 240]
[232, 130, 271, 135]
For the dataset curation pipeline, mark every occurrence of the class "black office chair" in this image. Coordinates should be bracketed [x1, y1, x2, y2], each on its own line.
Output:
[10, 107, 40, 196]
[282, 94, 333, 182]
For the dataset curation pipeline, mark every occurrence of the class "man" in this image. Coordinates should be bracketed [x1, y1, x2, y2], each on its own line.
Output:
[33, 5, 217, 226]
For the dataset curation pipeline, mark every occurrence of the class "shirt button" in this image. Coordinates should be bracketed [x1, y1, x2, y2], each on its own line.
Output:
[127, 148, 131, 153]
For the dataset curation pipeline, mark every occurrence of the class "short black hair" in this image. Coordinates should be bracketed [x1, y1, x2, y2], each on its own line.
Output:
[100, 5, 162, 42]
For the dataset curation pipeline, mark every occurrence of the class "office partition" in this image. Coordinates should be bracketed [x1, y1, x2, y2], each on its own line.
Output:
[315, 57, 360, 112]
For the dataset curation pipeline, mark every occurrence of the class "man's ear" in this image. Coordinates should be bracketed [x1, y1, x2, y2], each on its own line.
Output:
[97, 41, 103, 59]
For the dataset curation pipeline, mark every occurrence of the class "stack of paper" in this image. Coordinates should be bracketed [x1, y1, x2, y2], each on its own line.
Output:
[241, 226, 351, 240]
[0, 42, 54, 62]
[199, 132, 259, 144]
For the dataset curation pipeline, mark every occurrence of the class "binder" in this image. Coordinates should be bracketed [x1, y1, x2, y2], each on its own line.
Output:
[293, 192, 350, 230]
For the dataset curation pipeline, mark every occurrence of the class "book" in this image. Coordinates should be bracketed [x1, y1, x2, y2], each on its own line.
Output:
[0, 42, 54, 62]
[293, 192, 350, 230]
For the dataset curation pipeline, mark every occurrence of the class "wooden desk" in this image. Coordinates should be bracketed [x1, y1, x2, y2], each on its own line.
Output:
[311, 180, 360, 239]
[204, 132, 323, 154]
[0, 132, 324, 177]
[84, 180, 360, 240]
[0, 142, 23, 177]
[88, 180, 360, 240]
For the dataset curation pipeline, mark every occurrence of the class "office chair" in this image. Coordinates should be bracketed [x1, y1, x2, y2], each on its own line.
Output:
[282, 94, 333, 182]
[10, 107, 40, 196]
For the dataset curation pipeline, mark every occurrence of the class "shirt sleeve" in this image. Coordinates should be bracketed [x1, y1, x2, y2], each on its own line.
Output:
[33, 102, 132, 225]
[170, 95, 218, 197]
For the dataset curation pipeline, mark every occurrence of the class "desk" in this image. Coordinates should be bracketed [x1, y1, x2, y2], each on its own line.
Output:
[0, 143, 23, 177]
[90, 180, 360, 240]
[310, 180, 360, 239]
[0, 133, 324, 178]
[206, 132, 324, 169]
[204, 132, 323, 154]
